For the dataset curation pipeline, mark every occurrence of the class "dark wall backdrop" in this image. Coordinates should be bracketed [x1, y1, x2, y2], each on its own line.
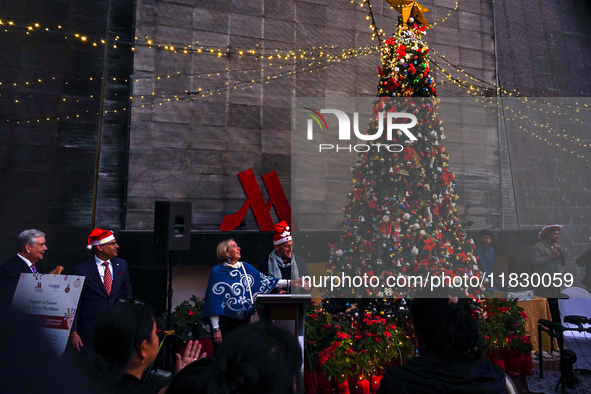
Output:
[0, 0, 135, 269]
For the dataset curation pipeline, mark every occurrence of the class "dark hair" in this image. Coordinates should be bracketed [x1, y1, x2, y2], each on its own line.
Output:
[479, 229, 492, 238]
[89, 302, 155, 385]
[210, 323, 301, 394]
[410, 290, 481, 359]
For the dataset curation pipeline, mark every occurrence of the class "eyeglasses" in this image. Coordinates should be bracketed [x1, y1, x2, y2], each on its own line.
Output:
[119, 299, 146, 347]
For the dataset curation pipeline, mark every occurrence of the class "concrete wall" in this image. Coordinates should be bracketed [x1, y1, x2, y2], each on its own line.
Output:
[127, 0, 502, 232]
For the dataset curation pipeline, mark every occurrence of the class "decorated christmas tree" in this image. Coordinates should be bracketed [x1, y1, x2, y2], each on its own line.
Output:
[322, 1, 482, 316]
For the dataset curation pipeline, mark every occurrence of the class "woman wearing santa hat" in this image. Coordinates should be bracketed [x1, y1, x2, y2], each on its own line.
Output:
[201, 239, 304, 348]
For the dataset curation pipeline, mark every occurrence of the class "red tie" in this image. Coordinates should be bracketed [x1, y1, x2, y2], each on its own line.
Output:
[102, 262, 112, 295]
[30, 264, 37, 273]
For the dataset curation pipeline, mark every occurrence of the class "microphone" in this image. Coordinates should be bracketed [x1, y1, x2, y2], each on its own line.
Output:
[564, 315, 589, 326]
[538, 319, 564, 331]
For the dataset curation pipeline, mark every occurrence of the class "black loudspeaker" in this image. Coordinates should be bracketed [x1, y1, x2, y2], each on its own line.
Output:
[153, 201, 192, 250]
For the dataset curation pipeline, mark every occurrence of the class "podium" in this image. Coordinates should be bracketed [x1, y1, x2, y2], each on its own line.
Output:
[256, 294, 311, 390]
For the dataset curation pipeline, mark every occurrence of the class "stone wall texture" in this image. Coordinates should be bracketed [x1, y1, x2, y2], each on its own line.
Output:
[128, 0, 591, 258]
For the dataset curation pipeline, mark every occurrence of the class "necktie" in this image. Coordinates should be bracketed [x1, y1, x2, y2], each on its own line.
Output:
[30, 264, 37, 273]
[102, 262, 112, 295]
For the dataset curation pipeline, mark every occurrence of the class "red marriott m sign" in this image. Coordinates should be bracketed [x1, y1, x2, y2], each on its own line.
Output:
[219, 169, 297, 232]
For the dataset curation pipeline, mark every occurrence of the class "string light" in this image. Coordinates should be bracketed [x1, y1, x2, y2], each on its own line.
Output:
[131, 46, 378, 107]
[430, 54, 591, 152]
[139, 35, 342, 61]
[433, 65, 590, 162]
[1, 43, 377, 123]
[0, 17, 128, 47]
[0, 76, 126, 91]
[430, 0, 461, 27]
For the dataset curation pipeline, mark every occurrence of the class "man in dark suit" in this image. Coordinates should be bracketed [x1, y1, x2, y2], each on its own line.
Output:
[0, 229, 62, 305]
[69, 229, 133, 360]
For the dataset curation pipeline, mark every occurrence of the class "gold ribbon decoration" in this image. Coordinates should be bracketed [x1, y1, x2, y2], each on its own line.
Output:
[384, 0, 430, 28]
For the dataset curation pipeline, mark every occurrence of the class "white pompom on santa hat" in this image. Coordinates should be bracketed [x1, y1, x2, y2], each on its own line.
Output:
[538, 224, 562, 240]
[273, 221, 292, 245]
[87, 228, 115, 249]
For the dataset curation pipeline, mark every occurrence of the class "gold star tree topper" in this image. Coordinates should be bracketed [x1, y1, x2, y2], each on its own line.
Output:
[384, 0, 430, 28]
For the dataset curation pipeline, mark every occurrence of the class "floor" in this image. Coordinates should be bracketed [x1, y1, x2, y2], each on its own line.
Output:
[512, 359, 561, 393]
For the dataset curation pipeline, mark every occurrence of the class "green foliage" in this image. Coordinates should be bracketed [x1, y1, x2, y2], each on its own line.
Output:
[306, 305, 413, 382]
[173, 295, 204, 327]
[156, 295, 204, 341]
[476, 298, 532, 355]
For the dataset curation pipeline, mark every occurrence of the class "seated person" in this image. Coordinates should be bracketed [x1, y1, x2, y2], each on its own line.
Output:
[167, 322, 301, 394]
[87, 301, 205, 394]
[377, 290, 507, 394]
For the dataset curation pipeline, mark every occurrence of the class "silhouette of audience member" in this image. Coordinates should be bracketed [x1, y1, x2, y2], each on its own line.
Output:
[0, 303, 96, 394]
[377, 290, 507, 394]
[167, 323, 301, 394]
[87, 301, 205, 394]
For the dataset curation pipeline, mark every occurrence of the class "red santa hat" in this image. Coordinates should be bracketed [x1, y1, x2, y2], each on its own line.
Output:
[539, 224, 562, 240]
[87, 228, 115, 249]
[273, 221, 292, 245]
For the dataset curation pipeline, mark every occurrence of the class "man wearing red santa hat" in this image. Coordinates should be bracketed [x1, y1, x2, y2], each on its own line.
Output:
[69, 228, 133, 360]
[258, 221, 310, 294]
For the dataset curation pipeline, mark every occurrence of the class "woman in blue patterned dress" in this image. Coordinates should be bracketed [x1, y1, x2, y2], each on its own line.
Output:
[202, 239, 303, 346]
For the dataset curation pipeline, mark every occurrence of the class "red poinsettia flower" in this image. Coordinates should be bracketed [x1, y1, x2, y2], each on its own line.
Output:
[440, 171, 455, 187]
[423, 238, 436, 252]
[396, 44, 407, 58]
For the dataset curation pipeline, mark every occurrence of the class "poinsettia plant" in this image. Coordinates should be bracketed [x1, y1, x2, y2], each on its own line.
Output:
[305, 306, 338, 367]
[156, 295, 205, 340]
[475, 298, 532, 355]
[353, 314, 412, 377]
[306, 305, 412, 382]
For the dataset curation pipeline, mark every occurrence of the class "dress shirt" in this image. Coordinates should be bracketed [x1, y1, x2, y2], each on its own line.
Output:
[16, 254, 36, 273]
[94, 255, 113, 284]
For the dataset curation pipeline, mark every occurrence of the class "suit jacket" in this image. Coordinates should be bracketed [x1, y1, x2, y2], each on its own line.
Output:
[0, 255, 44, 305]
[72, 256, 133, 341]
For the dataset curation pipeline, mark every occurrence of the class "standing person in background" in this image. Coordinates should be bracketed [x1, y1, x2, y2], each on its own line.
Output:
[70, 229, 133, 360]
[532, 224, 564, 323]
[258, 221, 311, 294]
[0, 229, 63, 305]
[475, 230, 495, 280]
[576, 235, 591, 292]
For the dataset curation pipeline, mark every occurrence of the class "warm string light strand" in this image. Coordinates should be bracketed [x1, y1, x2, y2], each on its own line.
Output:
[433, 65, 590, 162]
[134, 46, 378, 107]
[432, 48, 591, 114]
[0, 18, 128, 48]
[1, 44, 378, 122]
[430, 0, 461, 27]
[430, 55, 591, 151]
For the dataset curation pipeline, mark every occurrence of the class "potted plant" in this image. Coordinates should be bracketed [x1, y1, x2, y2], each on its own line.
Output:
[171, 295, 205, 341]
